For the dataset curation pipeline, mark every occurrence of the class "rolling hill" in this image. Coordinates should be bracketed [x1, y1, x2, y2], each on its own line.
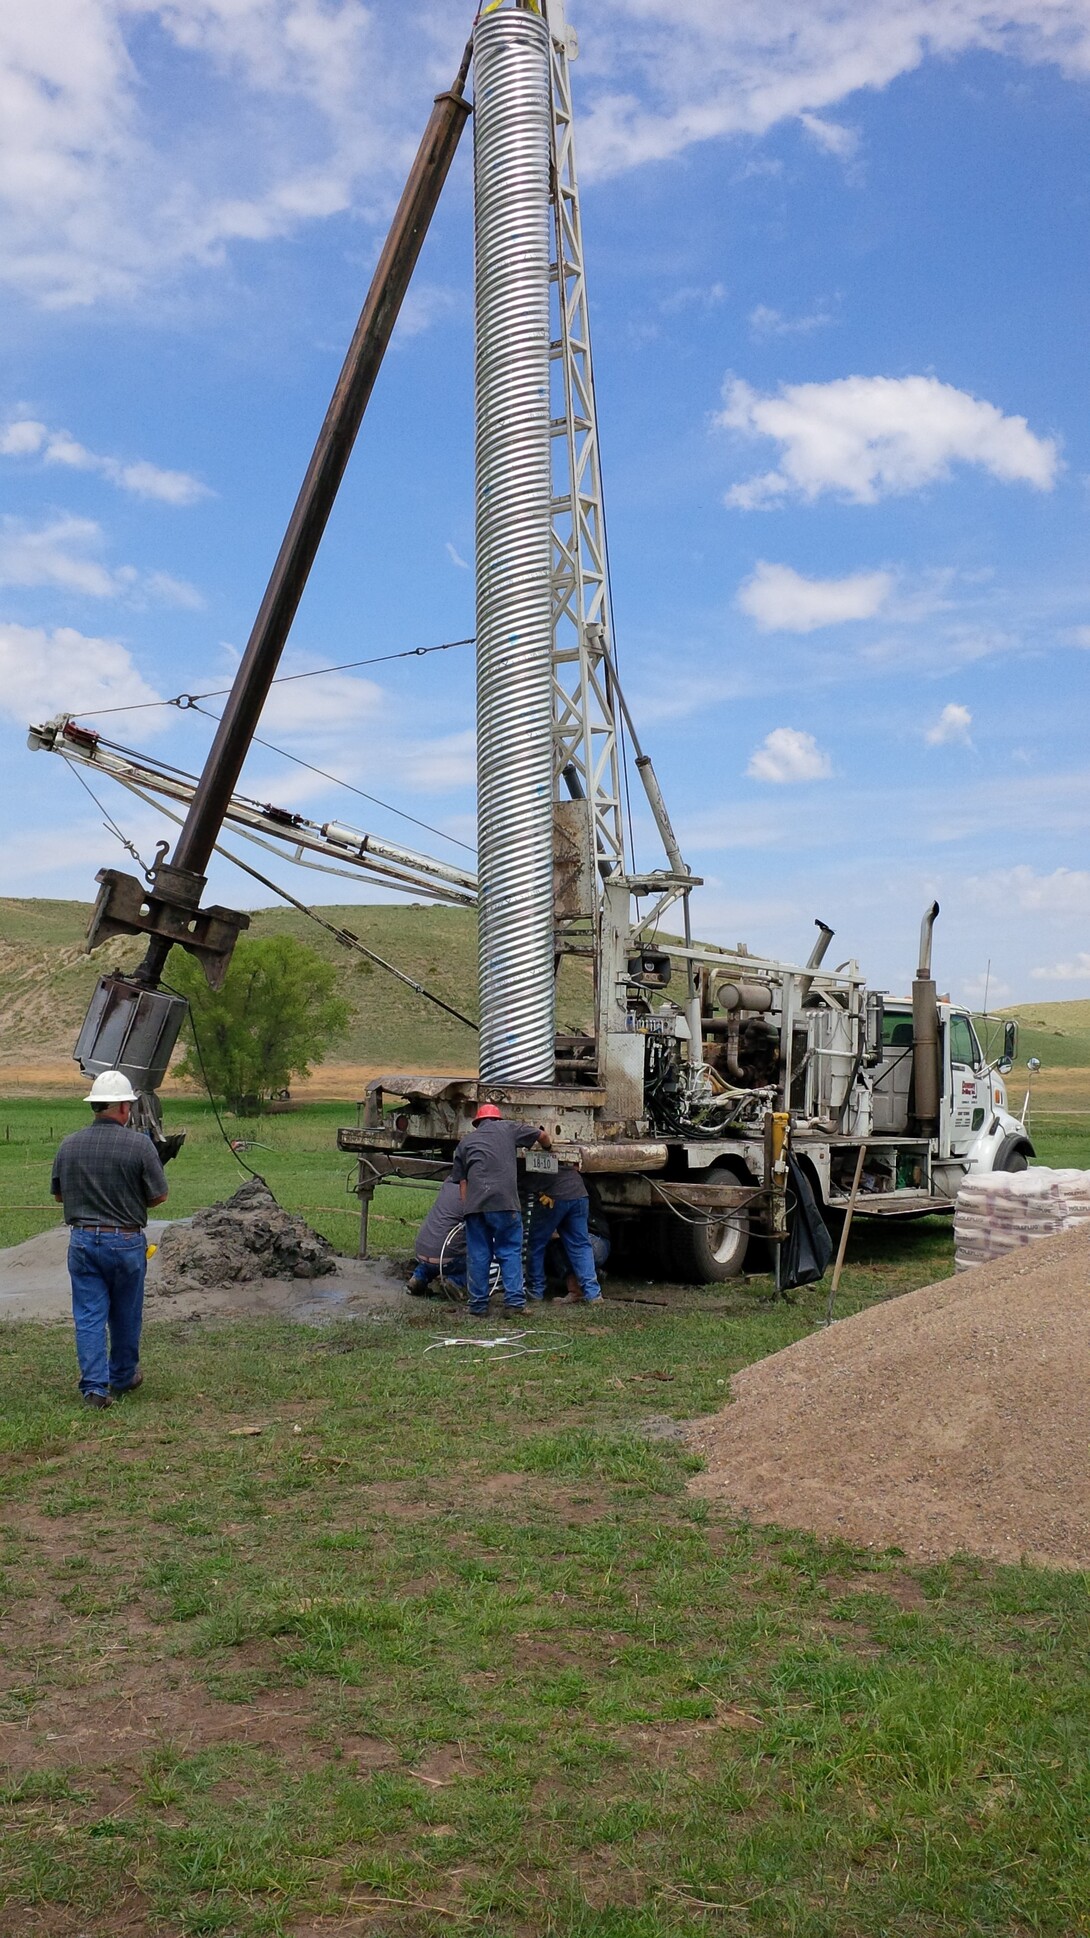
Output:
[1, 898, 1086, 1106]
[0, 897, 593, 1087]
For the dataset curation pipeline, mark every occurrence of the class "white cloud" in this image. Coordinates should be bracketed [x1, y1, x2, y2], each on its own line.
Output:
[738, 560, 893, 632]
[926, 702, 973, 746]
[258, 669, 384, 737]
[660, 280, 728, 314]
[747, 726, 832, 784]
[6, 4, 1090, 309]
[576, 3, 1090, 177]
[0, 514, 202, 606]
[964, 864, 1090, 916]
[719, 375, 1061, 507]
[748, 301, 835, 339]
[143, 572, 206, 611]
[1, 415, 210, 503]
[399, 729, 476, 792]
[1031, 953, 1090, 981]
[0, 619, 161, 724]
[798, 112, 859, 161]
[0, 419, 47, 456]
[395, 283, 463, 340]
[0, 1, 453, 308]
[445, 541, 469, 570]
[0, 515, 119, 597]
[959, 971, 1014, 1008]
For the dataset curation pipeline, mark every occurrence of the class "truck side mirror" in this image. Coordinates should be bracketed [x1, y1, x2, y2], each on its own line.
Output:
[993, 1017, 1016, 1074]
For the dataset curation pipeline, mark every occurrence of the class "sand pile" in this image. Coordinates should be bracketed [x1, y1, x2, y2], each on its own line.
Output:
[155, 1178, 337, 1296]
[688, 1224, 1090, 1570]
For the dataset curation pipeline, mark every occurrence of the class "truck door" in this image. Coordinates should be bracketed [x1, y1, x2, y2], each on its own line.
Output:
[947, 1011, 988, 1156]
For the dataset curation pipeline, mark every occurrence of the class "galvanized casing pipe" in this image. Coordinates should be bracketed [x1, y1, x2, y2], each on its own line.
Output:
[472, 6, 556, 1083]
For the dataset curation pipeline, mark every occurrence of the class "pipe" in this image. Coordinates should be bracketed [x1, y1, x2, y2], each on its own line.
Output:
[917, 899, 939, 978]
[797, 918, 835, 1006]
[911, 899, 941, 1133]
[135, 47, 473, 986]
[634, 753, 686, 875]
[473, 6, 556, 1083]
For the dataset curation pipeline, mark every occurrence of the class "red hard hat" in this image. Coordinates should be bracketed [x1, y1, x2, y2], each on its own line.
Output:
[473, 1102, 502, 1123]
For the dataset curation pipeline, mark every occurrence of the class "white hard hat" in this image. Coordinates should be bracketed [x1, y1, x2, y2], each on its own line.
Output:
[83, 1070, 138, 1104]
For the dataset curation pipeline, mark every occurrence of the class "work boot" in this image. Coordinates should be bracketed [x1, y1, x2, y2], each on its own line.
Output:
[109, 1370, 144, 1397]
[82, 1391, 113, 1410]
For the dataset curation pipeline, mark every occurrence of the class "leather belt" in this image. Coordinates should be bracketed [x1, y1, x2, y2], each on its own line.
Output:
[73, 1223, 141, 1234]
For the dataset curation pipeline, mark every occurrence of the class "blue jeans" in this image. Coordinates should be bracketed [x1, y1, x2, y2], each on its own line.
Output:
[408, 1257, 467, 1292]
[527, 1196, 601, 1302]
[68, 1229, 147, 1395]
[464, 1210, 525, 1312]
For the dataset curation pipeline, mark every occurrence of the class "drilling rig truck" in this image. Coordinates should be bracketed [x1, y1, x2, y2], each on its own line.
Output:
[29, 0, 1032, 1283]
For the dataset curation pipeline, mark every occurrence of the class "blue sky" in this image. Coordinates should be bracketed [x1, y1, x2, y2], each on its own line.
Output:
[2, 0, 1090, 1010]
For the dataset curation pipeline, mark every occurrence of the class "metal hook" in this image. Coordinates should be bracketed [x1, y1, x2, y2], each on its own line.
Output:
[145, 840, 169, 885]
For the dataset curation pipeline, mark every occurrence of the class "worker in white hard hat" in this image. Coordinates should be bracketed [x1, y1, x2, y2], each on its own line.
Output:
[51, 1071, 169, 1409]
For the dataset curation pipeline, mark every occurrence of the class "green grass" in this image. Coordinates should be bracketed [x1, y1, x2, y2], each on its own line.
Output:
[0, 1096, 430, 1257]
[1, 1298, 1088, 1937]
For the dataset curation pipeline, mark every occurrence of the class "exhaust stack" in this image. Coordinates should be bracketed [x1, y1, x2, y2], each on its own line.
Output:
[911, 900, 941, 1133]
[797, 919, 835, 1006]
[472, 4, 556, 1083]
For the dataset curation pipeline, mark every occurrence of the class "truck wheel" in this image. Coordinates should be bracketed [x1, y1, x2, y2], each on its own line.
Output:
[662, 1165, 751, 1284]
[998, 1149, 1028, 1173]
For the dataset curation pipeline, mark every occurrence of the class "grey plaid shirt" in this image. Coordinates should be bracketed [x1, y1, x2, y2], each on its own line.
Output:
[52, 1121, 168, 1229]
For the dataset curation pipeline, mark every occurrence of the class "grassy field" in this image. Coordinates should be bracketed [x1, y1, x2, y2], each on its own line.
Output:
[1, 1106, 1089, 1935]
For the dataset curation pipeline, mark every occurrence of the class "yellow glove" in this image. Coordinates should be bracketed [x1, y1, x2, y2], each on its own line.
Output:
[538, 1194, 554, 1210]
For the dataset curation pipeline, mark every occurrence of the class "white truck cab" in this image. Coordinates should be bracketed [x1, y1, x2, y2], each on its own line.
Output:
[864, 999, 1031, 1204]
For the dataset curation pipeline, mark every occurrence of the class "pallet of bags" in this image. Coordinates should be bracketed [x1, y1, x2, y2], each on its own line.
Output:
[953, 1169, 1065, 1271]
[1048, 1168, 1090, 1228]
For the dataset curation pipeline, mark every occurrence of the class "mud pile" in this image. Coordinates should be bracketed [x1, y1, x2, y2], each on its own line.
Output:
[155, 1178, 337, 1296]
[687, 1223, 1090, 1571]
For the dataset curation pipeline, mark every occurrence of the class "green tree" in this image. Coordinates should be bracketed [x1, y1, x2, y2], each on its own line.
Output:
[171, 934, 351, 1112]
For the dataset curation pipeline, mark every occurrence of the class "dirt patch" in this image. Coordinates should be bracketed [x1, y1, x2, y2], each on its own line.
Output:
[156, 1179, 337, 1294]
[0, 1219, 412, 1326]
[823, 1572, 930, 1612]
[407, 1742, 478, 1786]
[688, 1223, 1090, 1570]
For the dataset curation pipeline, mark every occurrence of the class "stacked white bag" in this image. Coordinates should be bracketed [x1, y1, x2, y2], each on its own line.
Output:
[953, 1170, 1067, 1271]
[1048, 1170, 1090, 1228]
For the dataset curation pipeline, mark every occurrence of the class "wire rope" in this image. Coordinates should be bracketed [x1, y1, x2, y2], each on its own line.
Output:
[184, 700, 475, 855]
[71, 635, 475, 719]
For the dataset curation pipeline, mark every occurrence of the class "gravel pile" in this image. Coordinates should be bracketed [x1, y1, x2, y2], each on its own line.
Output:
[155, 1178, 337, 1295]
[687, 1224, 1090, 1570]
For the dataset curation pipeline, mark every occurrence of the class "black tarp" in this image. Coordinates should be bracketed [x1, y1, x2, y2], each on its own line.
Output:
[778, 1154, 834, 1290]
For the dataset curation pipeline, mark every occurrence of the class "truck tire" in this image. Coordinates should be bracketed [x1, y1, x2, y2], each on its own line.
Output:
[661, 1164, 751, 1284]
[993, 1133, 1034, 1173]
